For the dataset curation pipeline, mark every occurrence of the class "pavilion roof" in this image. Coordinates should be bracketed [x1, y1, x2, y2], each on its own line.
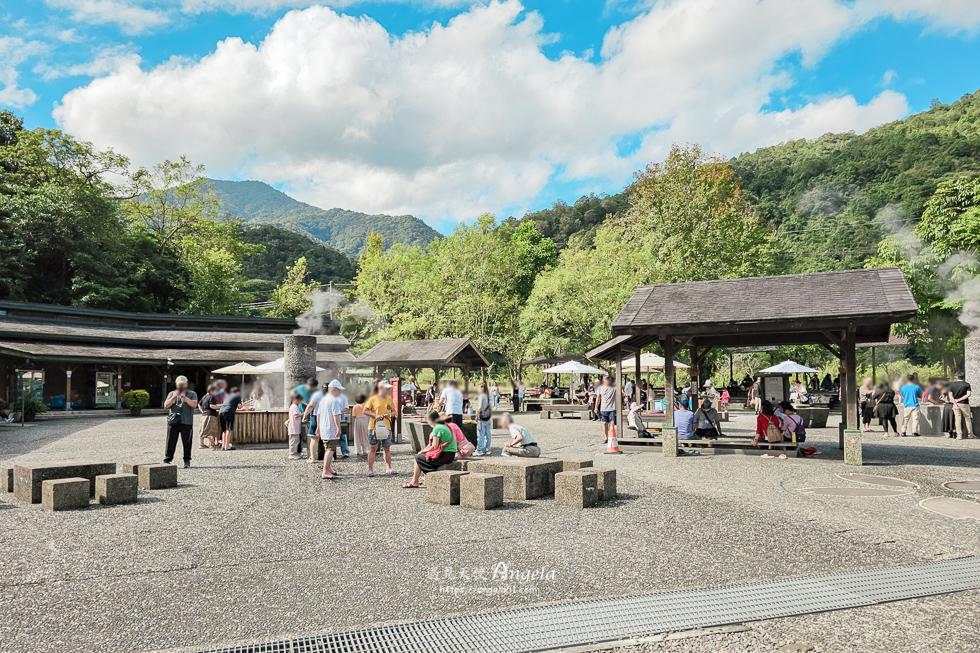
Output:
[356, 338, 489, 370]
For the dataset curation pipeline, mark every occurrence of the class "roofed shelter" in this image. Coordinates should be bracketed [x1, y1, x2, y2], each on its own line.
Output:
[356, 338, 490, 388]
[588, 268, 918, 462]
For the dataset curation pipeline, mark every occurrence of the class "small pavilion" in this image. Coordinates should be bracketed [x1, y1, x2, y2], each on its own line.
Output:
[356, 338, 490, 389]
[587, 268, 918, 461]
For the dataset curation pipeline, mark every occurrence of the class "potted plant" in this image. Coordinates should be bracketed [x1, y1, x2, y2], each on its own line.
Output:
[23, 399, 48, 422]
[124, 390, 150, 416]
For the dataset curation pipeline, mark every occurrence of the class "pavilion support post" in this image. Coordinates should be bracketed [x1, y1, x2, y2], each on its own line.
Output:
[116, 365, 123, 409]
[634, 350, 641, 404]
[463, 366, 470, 395]
[871, 346, 877, 384]
[615, 345, 624, 420]
[842, 328, 862, 465]
[663, 338, 675, 427]
[690, 345, 700, 405]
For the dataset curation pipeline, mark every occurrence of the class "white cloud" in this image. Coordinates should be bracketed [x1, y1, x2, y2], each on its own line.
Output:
[46, 0, 170, 35]
[36, 45, 142, 81]
[53, 0, 925, 226]
[0, 36, 46, 108]
[861, 0, 980, 33]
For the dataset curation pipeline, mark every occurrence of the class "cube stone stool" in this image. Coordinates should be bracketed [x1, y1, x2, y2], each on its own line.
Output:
[555, 470, 599, 509]
[138, 464, 178, 490]
[426, 470, 469, 505]
[460, 473, 504, 510]
[41, 478, 90, 511]
[96, 473, 139, 505]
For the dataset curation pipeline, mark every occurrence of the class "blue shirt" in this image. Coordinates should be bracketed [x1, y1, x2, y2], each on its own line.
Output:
[293, 384, 313, 410]
[308, 389, 324, 415]
[675, 409, 695, 439]
[900, 383, 922, 408]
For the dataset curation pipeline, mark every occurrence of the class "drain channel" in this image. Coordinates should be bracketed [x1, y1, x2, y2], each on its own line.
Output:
[198, 557, 980, 653]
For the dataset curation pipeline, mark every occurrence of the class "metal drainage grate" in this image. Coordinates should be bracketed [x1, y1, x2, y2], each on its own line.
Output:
[199, 557, 980, 653]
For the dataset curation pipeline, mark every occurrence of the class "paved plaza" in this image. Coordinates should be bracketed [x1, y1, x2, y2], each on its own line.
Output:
[1, 412, 980, 653]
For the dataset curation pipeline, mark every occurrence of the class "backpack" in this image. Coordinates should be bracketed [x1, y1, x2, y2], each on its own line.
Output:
[764, 416, 783, 443]
[785, 414, 806, 442]
[448, 423, 475, 458]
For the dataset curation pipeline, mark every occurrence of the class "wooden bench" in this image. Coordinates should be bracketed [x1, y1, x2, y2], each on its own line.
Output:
[618, 437, 799, 456]
[540, 405, 590, 419]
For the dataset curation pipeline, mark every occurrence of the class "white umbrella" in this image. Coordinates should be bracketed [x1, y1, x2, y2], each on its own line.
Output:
[541, 361, 606, 375]
[760, 361, 819, 374]
[212, 361, 270, 388]
[637, 353, 689, 371]
[253, 357, 326, 373]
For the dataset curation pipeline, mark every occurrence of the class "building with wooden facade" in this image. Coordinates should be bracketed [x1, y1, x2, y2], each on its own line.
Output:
[0, 300, 353, 410]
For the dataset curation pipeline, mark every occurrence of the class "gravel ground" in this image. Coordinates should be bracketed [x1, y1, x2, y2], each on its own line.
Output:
[1, 411, 979, 653]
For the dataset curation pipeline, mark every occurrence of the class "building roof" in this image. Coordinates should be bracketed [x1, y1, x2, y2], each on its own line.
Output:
[0, 341, 356, 366]
[0, 317, 349, 351]
[357, 338, 490, 369]
[523, 354, 589, 367]
[0, 299, 340, 333]
[609, 268, 917, 348]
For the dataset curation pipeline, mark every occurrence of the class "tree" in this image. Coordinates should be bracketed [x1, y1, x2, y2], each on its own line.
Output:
[521, 144, 777, 357]
[125, 156, 221, 255]
[185, 248, 250, 315]
[269, 257, 320, 318]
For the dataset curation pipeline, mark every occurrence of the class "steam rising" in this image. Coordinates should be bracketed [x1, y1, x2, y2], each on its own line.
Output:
[294, 288, 345, 335]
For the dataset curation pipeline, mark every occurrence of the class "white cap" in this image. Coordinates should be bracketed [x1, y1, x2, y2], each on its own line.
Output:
[378, 380, 393, 388]
[704, 379, 713, 387]
[328, 379, 345, 390]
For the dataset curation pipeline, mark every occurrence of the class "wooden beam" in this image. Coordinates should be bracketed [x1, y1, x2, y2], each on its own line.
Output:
[843, 329, 858, 431]
[819, 342, 842, 359]
[615, 345, 624, 420]
[663, 338, 675, 426]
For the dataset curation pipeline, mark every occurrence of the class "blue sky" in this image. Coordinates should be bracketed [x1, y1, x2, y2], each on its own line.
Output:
[3, 0, 980, 233]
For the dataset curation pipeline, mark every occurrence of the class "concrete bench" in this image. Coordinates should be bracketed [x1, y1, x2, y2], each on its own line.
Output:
[555, 470, 599, 508]
[460, 473, 504, 510]
[13, 460, 116, 504]
[466, 457, 562, 500]
[96, 473, 138, 505]
[2, 466, 12, 493]
[540, 405, 589, 420]
[561, 459, 594, 472]
[138, 464, 178, 490]
[793, 406, 829, 428]
[426, 470, 469, 505]
[42, 478, 90, 511]
[619, 438, 799, 456]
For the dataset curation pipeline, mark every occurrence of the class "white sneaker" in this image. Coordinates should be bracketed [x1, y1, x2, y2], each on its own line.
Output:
[289, 454, 302, 460]
[501, 451, 511, 457]
[882, 433, 890, 438]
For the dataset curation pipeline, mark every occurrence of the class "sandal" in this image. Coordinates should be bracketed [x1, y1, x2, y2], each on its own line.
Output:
[321, 474, 338, 480]
[386, 470, 398, 476]
[761, 454, 775, 459]
[778, 454, 788, 459]
[401, 482, 421, 489]
[367, 472, 375, 477]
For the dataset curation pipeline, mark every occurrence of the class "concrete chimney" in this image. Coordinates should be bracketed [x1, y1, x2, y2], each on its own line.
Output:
[284, 335, 318, 407]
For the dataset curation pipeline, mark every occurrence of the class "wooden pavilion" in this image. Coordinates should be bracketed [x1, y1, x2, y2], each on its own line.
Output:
[356, 338, 490, 389]
[587, 268, 918, 461]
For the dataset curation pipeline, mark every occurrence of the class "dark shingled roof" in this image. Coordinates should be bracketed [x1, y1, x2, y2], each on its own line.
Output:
[613, 268, 917, 332]
[0, 341, 356, 365]
[357, 339, 489, 369]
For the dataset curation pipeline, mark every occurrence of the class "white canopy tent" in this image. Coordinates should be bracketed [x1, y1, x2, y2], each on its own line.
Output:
[760, 360, 819, 374]
[212, 361, 271, 388]
[541, 361, 606, 402]
[253, 357, 326, 373]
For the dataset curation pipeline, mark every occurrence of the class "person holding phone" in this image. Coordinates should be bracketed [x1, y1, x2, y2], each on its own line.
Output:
[164, 375, 198, 468]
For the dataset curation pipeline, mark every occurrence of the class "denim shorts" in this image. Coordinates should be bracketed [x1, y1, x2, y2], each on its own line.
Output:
[368, 429, 391, 448]
[600, 410, 616, 423]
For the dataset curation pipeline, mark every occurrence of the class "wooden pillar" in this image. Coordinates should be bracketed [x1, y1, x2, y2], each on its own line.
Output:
[116, 365, 123, 409]
[689, 345, 700, 405]
[663, 337, 675, 426]
[871, 346, 877, 384]
[65, 369, 73, 412]
[463, 366, 470, 394]
[615, 345, 624, 419]
[844, 330, 858, 427]
[634, 350, 641, 404]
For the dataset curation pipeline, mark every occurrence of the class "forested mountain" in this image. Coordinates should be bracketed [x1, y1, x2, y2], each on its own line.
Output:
[241, 225, 356, 293]
[730, 89, 980, 272]
[509, 192, 629, 249]
[212, 180, 441, 256]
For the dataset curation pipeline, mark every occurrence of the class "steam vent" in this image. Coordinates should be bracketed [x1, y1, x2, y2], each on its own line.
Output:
[283, 335, 318, 406]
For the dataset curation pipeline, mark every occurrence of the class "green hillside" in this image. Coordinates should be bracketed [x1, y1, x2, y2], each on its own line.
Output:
[240, 224, 356, 292]
[729, 89, 980, 272]
[212, 179, 441, 256]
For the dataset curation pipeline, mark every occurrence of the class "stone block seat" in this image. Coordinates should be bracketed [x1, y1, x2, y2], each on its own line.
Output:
[436, 460, 469, 472]
[555, 470, 599, 508]
[41, 478, 90, 511]
[138, 464, 178, 490]
[13, 460, 116, 504]
[426, 470, 469, 505]
[1, 466, 12, 492]
[96, 473, 138, 505]
[593, 468, 617, 500]
[466, 457, 562, 500]
[561, 459, 594, 472]
[119, 462, 156, 476]
[460, 473, 504, 510]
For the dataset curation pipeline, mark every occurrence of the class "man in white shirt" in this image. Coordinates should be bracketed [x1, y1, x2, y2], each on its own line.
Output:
[317, 380, 344, 479]
[440, 379, 464, 428]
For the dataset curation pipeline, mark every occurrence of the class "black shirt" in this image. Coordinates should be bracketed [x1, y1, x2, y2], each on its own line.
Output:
[199, 393, 218, 417]
[948, 381, 972, 400]
[219, 393, 242, 415]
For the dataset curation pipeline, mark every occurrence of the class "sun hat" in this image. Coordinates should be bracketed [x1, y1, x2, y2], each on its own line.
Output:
[629, 402, 642, 412]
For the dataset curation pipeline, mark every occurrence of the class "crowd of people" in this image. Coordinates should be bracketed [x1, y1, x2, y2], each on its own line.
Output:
[857, 372, 973, 439]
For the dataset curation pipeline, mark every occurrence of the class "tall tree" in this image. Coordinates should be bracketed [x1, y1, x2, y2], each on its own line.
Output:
[269, 256, 321, 318]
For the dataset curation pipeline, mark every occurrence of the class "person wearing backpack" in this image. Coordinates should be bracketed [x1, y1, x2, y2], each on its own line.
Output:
[475, 382, 493, 455]
[752, 401, 783, 446]
[777, 401, 806, 443]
